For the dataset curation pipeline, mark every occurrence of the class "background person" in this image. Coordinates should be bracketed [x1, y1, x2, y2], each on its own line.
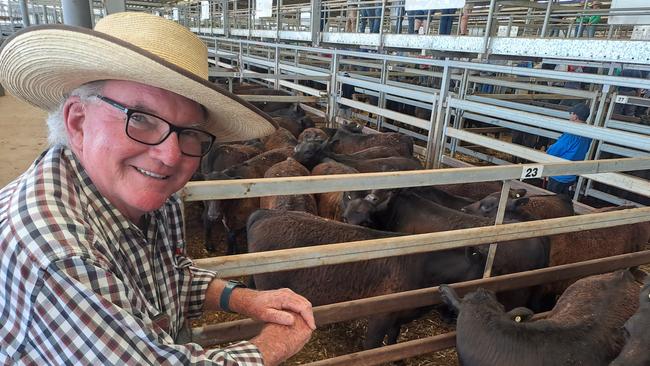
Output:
[546, 103, 593, 194]
[0, 12, 314, 365]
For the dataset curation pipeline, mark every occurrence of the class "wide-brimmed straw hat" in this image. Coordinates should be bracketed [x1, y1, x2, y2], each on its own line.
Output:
[0, 12, 276, 142]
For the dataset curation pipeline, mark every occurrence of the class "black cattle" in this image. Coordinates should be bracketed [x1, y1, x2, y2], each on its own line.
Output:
[328, 128, 414, 156]
[247, 209, 484, 349]
[434, 181, 504, 201]
[220, 147, 293, 179]
[260, 127, 298, 151]
[204, 147, 293, 254]
[298, 127, 330, 143]
[294, 137, 421, 171]
[199, 143, 262, 177]
[342, 189, 550, 310]
[440, 270, 640, 366]
[269, 106, 315, 139]
[611, 276, 650, 366]
[293, 138, 402, 168]
[259, 158, 317, 214]
[310, 160, 360, 221]
[461, 190, 575, 220]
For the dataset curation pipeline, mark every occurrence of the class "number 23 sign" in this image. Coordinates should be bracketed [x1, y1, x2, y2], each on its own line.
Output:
[520, 165, 544, 180]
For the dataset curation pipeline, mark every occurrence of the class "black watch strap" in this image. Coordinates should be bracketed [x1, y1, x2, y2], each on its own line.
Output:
[220, 280, 246, 313]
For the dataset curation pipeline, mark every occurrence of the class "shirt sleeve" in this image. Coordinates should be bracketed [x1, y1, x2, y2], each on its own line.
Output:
[546, 134, 570, 158]
[25, 256, 263, 365]
[162, 194, 217, 318]
[187, 264, 218, 318]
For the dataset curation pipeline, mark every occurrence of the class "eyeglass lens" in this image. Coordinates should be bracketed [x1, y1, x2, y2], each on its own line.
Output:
[127, 112, 212, 157]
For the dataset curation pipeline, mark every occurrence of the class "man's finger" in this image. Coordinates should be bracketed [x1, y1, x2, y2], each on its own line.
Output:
[280, 300, 316, 330]
[266, 309, 296, 326]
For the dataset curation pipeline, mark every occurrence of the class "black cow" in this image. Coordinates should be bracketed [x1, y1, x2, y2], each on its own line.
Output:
[611, 276, 650, 366]
[440, 270, 640, 366]
[247, 209, 484, 349]
[342, 188, 550, 310]
[461, 190, 575, 220]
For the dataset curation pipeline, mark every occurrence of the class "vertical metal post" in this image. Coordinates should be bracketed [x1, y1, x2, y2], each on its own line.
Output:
[480, 0, 496, 59]
[541, 0, 552, 37]
[449, 68, 470, 157]
[378, 0, 386, 51]
[425, 60, 451, 169]
[505, 15, 512, 37]
[53, 6, 59, 23]
[42, 5, 48, 24]
[223, 0, 230, 36]
[234, 0, 238, 29]
[62, 0, 93, 28]
[105, 0, 126, 14]
[310, 0, 321, 46]
[274, 46, 280, 90]
[8, 1, 15, 29]
[19, 0, 30, 27]
[483, 180, 511, 278]
[248, 0, 252, 38]
[327, 53, 340, 128]
[276, 0, 282, 40]
[376, 58, 389, 131]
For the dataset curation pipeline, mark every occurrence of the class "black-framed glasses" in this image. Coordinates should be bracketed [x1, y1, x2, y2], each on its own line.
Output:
[95, 95, 215, 157]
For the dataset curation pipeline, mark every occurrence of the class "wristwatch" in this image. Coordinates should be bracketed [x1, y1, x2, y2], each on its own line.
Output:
[220, 280, 247, 313]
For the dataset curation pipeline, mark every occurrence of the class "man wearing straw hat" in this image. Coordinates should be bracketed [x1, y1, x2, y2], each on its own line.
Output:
[0, 12, 314, 365]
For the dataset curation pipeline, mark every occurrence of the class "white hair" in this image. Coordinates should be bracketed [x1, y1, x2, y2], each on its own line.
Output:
[46, 81, 106, 147]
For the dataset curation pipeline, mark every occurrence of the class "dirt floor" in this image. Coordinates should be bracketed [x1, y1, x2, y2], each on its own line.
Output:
[0, 93, 48, 187]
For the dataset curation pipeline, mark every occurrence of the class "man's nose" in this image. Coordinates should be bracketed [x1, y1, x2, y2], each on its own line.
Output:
[151, 132, 184, 166]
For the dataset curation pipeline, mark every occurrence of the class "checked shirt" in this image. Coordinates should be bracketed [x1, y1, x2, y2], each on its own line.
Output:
[0, 146, 264, 365]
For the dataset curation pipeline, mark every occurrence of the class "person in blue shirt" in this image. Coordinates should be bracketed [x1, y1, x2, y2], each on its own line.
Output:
[546, 103, 593, 194]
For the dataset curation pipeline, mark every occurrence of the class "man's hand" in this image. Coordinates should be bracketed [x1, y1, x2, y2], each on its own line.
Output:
[250, 313, 313, 366]
[230, 287, 316, 330]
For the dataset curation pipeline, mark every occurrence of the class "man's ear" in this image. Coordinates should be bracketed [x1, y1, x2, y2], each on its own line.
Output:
[63, 97, 87, 153]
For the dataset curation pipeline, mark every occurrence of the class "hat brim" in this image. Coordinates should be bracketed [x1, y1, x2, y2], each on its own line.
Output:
[0, 25, 277, 143]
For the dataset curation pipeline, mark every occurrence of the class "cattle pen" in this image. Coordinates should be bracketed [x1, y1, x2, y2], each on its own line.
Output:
[181, 156, 650, 364]
[3, 0, 650, 364]
[173, 3, 650, 363]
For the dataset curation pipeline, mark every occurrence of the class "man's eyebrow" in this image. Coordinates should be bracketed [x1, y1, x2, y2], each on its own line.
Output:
[132, 102, 158, 115]
[132, 102, 207, 128]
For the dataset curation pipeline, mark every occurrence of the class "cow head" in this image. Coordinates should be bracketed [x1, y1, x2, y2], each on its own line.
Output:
[293, 139, 327, 169]
[342, 189, 393, 227]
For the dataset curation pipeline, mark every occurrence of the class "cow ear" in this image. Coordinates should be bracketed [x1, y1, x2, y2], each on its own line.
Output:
[508, 307, 534, 323]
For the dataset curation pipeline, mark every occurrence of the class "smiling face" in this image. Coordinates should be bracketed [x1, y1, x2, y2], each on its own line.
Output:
[64, 80, 205, 223]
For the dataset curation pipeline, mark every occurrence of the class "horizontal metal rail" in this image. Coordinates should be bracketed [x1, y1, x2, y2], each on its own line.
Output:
[191, 251, 650, 345]
[337, 97, 431, 130]
[446, 128, 650, 197]
[462, 111, 561, 140]
[182, 157, 650, 201]
[237, 94, 320, 103]
[193, 207, 650, 277]
[202, 37, 650, 85]
[449, 98, 650, 152]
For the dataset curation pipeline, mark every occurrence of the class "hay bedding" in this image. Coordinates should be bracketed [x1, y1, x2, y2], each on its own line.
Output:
[184, 202, 460, 365]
